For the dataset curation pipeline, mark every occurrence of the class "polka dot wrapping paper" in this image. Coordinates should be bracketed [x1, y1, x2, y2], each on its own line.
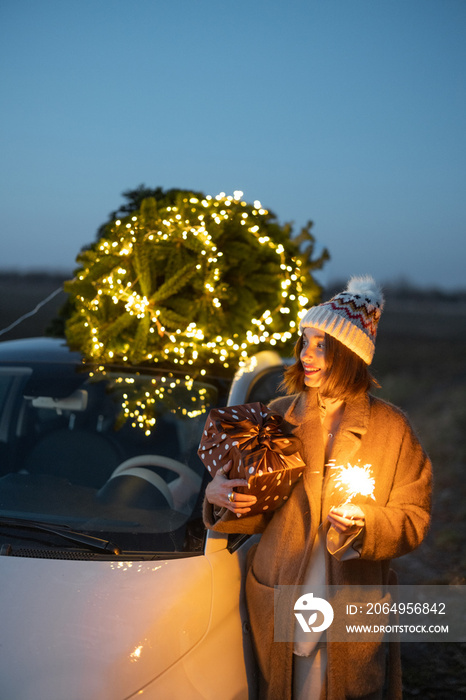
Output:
[198, 402, 305, 516]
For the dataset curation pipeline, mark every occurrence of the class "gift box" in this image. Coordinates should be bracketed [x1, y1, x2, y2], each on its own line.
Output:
[198, 402, 305, 516]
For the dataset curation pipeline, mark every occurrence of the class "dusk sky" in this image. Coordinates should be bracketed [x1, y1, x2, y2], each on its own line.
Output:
[1, 0, 465, 290]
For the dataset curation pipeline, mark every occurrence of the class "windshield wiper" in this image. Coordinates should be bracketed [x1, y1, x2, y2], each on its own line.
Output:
[0, 516, 121, 555]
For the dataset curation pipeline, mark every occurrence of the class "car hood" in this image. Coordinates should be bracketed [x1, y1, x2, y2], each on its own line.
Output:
[0, 554, 212, 700]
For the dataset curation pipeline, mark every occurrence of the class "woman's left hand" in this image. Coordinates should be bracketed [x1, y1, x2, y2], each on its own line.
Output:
[327, 504, 365, 534]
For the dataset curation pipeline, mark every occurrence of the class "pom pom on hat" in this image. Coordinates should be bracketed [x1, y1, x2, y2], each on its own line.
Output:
[345, 275, 385, 309]
[299, 275, 384, 365]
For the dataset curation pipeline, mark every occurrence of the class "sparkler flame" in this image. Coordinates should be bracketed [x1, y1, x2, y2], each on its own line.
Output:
[332, 462, 375, 504]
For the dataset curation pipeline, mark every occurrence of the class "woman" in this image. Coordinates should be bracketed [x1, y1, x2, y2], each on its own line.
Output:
[203, 276, 432, 700]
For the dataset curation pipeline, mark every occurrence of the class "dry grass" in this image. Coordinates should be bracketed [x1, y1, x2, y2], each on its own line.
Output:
[371, 299, 466, 698]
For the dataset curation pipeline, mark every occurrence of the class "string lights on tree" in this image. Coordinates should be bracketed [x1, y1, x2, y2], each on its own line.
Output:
[64, 189, 328, 375]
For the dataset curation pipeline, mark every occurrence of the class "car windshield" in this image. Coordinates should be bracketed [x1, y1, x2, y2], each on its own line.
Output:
[0, 347, 229, 556]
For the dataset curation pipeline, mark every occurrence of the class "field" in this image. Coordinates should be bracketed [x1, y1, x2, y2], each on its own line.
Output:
[372, 294, 466, 699]
[1, 273, 465, 697]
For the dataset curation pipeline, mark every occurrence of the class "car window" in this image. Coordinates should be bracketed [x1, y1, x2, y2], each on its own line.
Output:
[0, 375, 12, 410]
[243, 366, 288, 404]
[0, 364, 224, 556]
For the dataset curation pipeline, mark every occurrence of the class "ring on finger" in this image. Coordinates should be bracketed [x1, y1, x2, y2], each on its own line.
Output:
[227, 491, 235, 503]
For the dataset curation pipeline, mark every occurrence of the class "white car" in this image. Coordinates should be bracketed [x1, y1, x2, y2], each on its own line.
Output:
[0, 338, 287, 700]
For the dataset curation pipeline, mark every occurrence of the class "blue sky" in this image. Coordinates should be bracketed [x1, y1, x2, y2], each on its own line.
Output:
[1, 0, 465, 289]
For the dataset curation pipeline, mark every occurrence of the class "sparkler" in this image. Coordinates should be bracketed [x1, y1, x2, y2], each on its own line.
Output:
[332, 462, 376, 505]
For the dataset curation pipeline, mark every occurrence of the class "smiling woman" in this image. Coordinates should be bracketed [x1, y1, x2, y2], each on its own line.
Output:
[204, 276, 432, 700]
[282, 325, 379, 401]
[300, 328, 327, 388]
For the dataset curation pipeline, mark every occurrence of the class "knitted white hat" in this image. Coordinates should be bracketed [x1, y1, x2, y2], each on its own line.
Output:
[299, 276, 384, 365]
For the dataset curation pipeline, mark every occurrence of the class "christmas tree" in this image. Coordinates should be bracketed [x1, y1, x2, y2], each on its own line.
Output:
[64, 189, 328, 375]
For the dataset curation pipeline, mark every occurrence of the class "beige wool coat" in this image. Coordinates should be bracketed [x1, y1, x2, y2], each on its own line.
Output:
[203, 389, 432, 700]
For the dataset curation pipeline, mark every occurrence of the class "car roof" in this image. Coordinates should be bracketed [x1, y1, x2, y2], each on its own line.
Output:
[0, 337, 234, 399]
[0, 337, 287, 406]
[0, 337, 82, 366]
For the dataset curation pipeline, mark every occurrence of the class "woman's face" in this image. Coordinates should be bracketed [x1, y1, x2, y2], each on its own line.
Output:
[300, 327, 328, 388]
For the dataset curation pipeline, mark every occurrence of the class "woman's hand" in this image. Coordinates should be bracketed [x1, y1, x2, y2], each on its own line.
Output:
[327, 503, 365, 534]
[205, 460, 257, 515]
